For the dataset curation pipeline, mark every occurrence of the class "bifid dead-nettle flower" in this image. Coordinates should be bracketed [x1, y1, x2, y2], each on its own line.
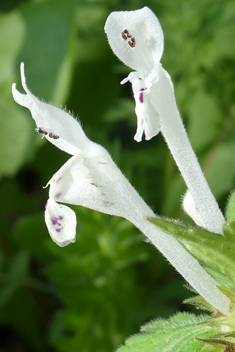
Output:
[105, 7, 164, 143]
[104, 7, 225, 236]
[12, 63, 230, 314]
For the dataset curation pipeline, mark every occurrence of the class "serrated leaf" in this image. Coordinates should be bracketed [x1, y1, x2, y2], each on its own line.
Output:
[117, 313, 215, 352]
[204, 267, 235, 290]
[147, 217, 235, 287]
[184, 295, 216, 313]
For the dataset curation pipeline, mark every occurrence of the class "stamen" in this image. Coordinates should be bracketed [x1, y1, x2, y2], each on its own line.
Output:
[122, 31, 127, 40]
[125, 29, 131, 38]
[128, 37, 136, 48]
[121, 29, 136, 48]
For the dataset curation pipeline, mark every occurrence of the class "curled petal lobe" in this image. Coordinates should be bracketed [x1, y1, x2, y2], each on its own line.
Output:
[45, 198, 77, 247]
[12, 62, 90, 155]
[105, 7, 164, 76]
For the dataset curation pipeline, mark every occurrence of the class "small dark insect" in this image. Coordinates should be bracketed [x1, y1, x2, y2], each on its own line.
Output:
[36, 127, 59, 139]
[35, 127, 48, 138]
[121, 29, 136, 48]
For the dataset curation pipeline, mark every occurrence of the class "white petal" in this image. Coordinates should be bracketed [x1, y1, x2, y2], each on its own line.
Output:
[183, 190, 205, 227]
[12, 63, 90, 155]
[133, 88, 160, 142]
[104, 7, 164, 76]
[124, 71, 160, 142]
[48, 153, 103, 211]
[48, 145, 152, 221]
[45, 198, 77, 247]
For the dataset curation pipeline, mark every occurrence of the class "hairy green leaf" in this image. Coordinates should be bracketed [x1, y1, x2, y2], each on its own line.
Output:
[148, 217, 235, 288]
[117, 313, 215, 352]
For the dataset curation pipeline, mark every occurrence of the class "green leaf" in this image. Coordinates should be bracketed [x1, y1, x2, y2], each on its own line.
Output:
[147, 217, 235, 288]
[117, 313, 215, 352]
[184, 295, 216, 314]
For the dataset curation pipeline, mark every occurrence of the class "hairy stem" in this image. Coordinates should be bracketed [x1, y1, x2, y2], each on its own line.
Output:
[121, 178, 230, 315]
[151, 66, 225, 235]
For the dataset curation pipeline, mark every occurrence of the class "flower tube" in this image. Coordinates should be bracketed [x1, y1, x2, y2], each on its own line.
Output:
[105, 7, 225, 235]
[12, 63, 230, 314]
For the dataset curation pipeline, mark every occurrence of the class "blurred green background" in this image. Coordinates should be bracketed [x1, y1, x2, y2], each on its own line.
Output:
[0, 0, 235, 351]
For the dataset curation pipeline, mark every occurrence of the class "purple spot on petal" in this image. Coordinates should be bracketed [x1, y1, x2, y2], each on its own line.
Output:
[56, 177, 62, 183]
[51, 216, 63, 225]
[139, 77, 142, 80]
[51, 215, 64, 233]
[139, 91, 144, 103]
[55, 192, 62, 200]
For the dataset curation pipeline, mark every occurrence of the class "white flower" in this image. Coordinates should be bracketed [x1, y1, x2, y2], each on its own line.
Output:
[12, 63, 152, 246]
[12, 63, 230, 314]
[105, 7, 225, 235]
[105, 6, 164, 142]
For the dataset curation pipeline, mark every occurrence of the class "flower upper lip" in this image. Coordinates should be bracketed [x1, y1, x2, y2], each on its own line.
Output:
[104, 6, 164, 76]
[12, 62, 90, 156]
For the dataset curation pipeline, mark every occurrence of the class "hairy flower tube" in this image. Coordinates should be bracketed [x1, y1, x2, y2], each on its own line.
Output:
[105, 7, 225, 236]
[12, 63, 230, 315]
